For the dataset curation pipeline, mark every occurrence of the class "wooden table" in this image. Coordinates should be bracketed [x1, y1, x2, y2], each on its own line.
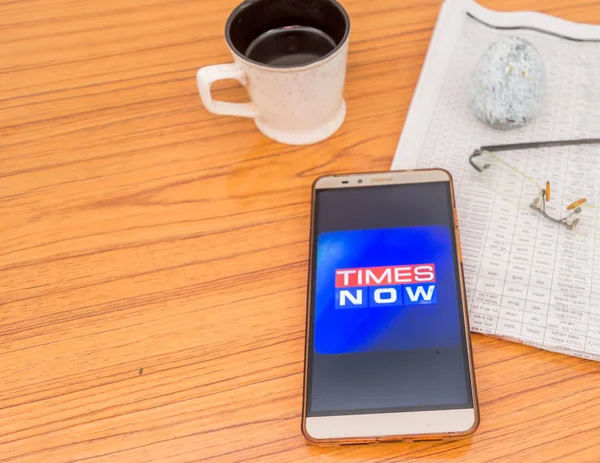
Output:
[2, 0, 600, 461]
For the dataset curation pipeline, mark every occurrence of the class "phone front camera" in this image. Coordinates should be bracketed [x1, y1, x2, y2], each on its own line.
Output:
[358, 179, 363, 183]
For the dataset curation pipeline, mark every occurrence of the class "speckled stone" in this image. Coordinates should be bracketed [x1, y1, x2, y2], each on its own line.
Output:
[470, 37, 545, 130]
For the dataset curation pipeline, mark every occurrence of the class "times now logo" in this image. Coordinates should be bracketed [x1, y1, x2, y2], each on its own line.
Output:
[334, 264, 437, 308]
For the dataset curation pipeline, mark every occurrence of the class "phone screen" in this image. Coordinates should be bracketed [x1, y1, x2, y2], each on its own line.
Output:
[306, 181, 474, 417]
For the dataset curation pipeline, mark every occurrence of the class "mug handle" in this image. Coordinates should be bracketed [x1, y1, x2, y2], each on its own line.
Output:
[196, 64, 260, 119]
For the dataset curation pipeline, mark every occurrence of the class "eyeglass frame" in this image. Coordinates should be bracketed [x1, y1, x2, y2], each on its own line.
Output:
[468, 138, 600, 230]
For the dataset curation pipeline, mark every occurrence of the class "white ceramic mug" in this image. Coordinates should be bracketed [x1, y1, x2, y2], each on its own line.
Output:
[196, 0, 350, 145]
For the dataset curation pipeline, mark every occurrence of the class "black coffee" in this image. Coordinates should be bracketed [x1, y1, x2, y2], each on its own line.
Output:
[245, 26, 336, 67]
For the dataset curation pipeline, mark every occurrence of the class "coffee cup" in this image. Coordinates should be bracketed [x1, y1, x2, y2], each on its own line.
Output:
[197, 0, 351, 145]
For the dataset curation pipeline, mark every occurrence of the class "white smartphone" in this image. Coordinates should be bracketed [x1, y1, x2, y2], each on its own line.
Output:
[302, 169, 479, 444]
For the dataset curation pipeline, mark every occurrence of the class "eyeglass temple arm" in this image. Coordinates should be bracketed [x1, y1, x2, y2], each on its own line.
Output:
[469, 150, 488, 172]
[469, 138, 600, 172]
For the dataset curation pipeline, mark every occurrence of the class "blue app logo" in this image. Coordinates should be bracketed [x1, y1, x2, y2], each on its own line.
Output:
[334, 283, 437, 309]
[314, 226, 461, 355]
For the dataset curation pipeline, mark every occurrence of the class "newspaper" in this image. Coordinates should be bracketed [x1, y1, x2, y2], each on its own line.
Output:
[392, 0, 600, 361]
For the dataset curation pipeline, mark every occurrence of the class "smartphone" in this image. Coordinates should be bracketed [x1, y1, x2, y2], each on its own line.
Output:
[301, 169, 479, 444]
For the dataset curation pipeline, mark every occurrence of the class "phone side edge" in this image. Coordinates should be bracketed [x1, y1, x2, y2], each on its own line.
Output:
[447, 172, 480, 438]
[302, 177, 326, 444]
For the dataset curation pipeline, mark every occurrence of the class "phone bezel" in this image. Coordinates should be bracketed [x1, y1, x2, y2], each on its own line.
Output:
[301, 169, 480, 444]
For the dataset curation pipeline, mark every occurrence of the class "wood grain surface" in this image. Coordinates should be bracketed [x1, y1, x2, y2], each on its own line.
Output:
[2, 0, 600, 461]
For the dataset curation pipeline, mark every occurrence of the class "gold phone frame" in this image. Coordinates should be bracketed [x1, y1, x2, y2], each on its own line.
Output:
[301, 169, 480, 445]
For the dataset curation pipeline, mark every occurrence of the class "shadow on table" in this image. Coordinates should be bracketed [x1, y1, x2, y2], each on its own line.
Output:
[304, 437, 475, 461]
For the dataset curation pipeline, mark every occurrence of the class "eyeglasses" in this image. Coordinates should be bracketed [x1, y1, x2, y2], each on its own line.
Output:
[469, 139, 600, 230]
